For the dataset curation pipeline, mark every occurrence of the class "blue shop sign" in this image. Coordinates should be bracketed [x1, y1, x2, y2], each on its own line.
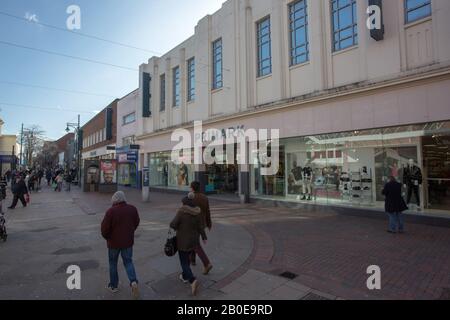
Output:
[0, 155, 14, 163]
[127, 153, 138, 161]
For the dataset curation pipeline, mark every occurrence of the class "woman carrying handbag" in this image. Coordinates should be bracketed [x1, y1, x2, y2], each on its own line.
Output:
[169, 193, 207, 296]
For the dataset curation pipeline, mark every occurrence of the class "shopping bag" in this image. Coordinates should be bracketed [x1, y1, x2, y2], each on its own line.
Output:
[164, 229, 177, 257]
[25, 194, 30, 204]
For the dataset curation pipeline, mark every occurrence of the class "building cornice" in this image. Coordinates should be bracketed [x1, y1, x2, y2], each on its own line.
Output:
[137, 65, 450, 141]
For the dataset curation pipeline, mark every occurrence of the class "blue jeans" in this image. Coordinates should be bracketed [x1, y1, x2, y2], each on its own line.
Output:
[387, 212, 404, 232]
[108, 247, 138, 289]
[179, 251, 196, 284]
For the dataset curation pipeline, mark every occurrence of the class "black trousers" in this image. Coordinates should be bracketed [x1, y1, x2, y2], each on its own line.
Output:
[10, 194, 27, 208]
[407, 184, 420, 206]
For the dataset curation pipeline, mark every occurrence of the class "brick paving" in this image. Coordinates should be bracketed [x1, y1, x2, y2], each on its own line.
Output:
[223, 206, 450, 300]
[2, 184, 449, 300]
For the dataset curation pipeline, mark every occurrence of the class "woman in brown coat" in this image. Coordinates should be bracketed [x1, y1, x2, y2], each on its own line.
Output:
[170, 193, 207, 296]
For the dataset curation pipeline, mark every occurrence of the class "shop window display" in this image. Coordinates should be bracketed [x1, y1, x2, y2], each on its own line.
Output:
[251, 121, 450, 214]
[149, 150, 194, 191]
[204, 144, 240, 194]
[149, 152, 169, 188]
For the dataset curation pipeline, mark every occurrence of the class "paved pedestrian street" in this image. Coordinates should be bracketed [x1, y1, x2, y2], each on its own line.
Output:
[1, 185, 449, 300]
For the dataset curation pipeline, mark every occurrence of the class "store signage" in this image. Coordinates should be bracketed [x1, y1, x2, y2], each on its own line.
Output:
[118, 154, 128, 162]
[196, 125, 246, 143]
[172, 121, 280, 176]
[0, 155, 15, 163]
[90, 151, 97, 157]
[106, 146, 116, 151]
[130, 144, 140, 150]
[127, 153, 137, 161]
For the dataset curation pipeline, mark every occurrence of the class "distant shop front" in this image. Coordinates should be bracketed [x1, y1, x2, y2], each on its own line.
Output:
[81, 146, 117, 193]
[116, 146, 139, 188]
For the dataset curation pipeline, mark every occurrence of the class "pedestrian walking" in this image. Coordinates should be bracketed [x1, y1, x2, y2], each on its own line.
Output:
[55, 174, 63, 192]
[37, 169, 43, 188]
[65, 171, 72, 192]
[5, 170, 11, 184]
[46, 169, 52, 186]
[101, 191, 140, 299]
[190, 181, 213, 275]
[28, 173, 36, 193]
[170, 193, 207, 296]
[0, 175, 7, 201]
[382, 176, 408, 234]
[8, 175, 29, 209]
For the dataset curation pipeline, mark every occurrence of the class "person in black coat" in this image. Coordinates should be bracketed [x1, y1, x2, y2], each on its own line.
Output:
[8, 176, 29, 209]
[382, 176, 408, 234]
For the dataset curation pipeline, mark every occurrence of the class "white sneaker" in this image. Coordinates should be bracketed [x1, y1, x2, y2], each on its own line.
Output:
[106, 285, 119, 294]
[179, 274, 188, 284]
[131, 282, 140, 299]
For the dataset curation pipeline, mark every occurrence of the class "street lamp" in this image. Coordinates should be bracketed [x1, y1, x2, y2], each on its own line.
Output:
[65, 115, 81, 187]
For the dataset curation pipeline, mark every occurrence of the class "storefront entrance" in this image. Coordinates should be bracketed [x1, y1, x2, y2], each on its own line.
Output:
[205, 163, 239, 194]
[423, 135, 450, 211]
[250, 121, 450, 215]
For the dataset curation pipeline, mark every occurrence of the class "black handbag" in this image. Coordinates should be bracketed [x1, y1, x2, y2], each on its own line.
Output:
[164, 229, 178, 257]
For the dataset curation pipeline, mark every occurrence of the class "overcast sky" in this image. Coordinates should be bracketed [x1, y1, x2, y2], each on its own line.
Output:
[0, 0, 224, 140]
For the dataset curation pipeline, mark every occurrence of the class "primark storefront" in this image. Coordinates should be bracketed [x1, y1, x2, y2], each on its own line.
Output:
[250, 121, 450, 214]
[139, 76, 450, 215]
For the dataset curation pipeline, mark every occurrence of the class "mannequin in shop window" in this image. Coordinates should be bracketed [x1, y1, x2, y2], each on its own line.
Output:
[403, 159, 422, 209]
[302, 161, 313, 201]
[178, 162, 189, 187]
[163, 163, 168, 186]
[289, 161, 303, 199]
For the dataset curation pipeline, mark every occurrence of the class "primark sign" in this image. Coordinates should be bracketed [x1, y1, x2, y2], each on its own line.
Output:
[195, 125, 246, 143]
[172, 121, 280, 176]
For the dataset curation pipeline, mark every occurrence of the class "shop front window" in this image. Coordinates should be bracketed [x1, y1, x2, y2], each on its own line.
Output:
[149, 150, 195, 191]
[149, 152, 170, 188]
[250, 121, 450, 214]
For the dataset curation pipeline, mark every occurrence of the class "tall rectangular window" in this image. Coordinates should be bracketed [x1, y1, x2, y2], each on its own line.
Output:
[289, 0, 309, 66]
[257, 17, 272, 77]
[331, 0, 358, 52]
[405, 0, 431, 23]
[160, 74, 166, 112]
[173, 66, 180, 107]
[142, 72, 151, 117]
[123, 112, 136, 125]
[212, 38, 223, 90]
[187, 58, 195, 102]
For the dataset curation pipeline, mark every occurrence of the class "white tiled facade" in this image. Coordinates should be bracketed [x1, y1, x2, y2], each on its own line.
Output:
[137, 0, 450, 145]
[117, 89, 138, 148]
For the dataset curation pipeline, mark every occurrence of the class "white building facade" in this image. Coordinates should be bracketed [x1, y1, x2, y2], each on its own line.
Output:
[116, 89, 140, 188]
[136, 0, 450, 214]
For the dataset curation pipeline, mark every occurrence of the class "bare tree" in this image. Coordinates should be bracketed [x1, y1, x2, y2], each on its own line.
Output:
[21, 125, 46, 168]
[35, 141, 59, 168]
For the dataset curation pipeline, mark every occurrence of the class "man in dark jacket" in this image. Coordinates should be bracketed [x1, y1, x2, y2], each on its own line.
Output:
[101, 191, 140, 298]
[8, 176, 28, 209]
[65, 171, 72, 192]
[382, 176, 408, 234]
[170, 193, 207, 296]
[190, 181, 213, 275]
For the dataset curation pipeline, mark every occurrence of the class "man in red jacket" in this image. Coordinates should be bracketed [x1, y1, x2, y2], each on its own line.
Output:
[101, 191, 140, 298]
